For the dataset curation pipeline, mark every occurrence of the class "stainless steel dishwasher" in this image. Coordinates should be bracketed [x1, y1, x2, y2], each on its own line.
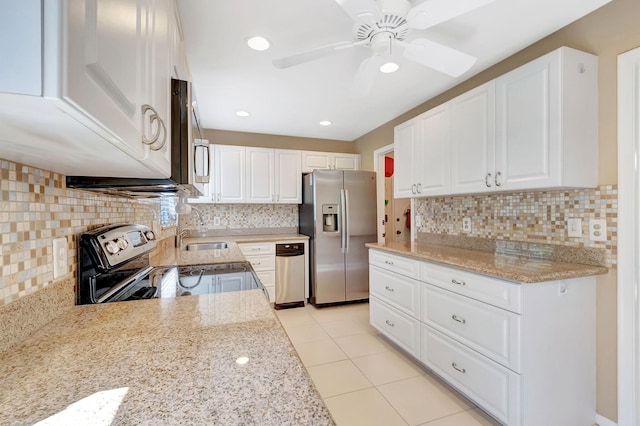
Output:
[275, 243, 305, 309]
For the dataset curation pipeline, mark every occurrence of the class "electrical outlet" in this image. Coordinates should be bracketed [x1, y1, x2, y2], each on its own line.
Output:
[462, 217, 471, 233]
[567, 218, 583, 238]
[52, 237, 67, 279]
[589, 219, 607, 242]
[415, 214, 422, 227]
[213, 216, 221, 226]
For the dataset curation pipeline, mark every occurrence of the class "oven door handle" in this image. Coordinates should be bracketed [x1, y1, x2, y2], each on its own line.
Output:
[96, 266, 154, 303]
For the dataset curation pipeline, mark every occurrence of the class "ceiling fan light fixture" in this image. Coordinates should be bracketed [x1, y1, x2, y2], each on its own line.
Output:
[246, 36, 270, 51]
[236, 110, 250, 117]
[319, 120, 332, 126]
[380, 61, 399, 73]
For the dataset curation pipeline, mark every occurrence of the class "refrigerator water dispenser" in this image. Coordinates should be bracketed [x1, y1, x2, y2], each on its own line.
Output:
[322, 204, 338, 232]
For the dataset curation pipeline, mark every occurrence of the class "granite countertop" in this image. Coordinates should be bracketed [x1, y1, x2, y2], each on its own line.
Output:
[0, 290, 334, 425]
[150, 234, 309, 268]
[366, 241, 608, 283]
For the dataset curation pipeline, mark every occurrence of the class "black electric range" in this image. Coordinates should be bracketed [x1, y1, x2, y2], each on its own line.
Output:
[77, 224, 268, 305]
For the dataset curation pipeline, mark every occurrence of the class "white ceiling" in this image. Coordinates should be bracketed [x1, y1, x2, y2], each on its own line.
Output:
[177, 0, 610, 142]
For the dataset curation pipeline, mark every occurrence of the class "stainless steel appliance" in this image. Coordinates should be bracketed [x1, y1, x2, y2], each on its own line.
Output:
[299, 170, 377, 306]
[77, 224, 267, 304]
[275, 243, 305, 309]
[65, 79, 208, 198]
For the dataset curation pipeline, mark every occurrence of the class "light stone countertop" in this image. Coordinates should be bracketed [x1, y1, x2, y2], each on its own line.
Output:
[150, 234, 309, 267]
[0, 290, 334, 425]
[367, 241, 608, 283]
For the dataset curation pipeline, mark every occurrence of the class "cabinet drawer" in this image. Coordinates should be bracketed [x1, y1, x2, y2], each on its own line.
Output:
[245, 254, 275, 272]
[369, 249, 420, 279]
[238, 242, 275, 256]
[422, 284, 521, 372]
[421, 326, 520, 426]
[255, 270, 275, 287]
[370, 265, 420, 317]
[421, 262, 522, 313]
[370, 296, 420, 357]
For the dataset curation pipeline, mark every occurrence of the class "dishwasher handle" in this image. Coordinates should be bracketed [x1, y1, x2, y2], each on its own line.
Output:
[276, 243, 304, 256]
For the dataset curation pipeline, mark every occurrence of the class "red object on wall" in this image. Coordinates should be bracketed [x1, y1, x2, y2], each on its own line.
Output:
[385, 156, 394, 177]
[405, 208, 411, 229]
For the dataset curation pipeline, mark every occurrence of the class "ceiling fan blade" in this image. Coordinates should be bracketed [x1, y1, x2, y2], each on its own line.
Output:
[402, 38, 476, 77]
[407, 0, 496, 30]
[350, 56, 383, 97]
[272, 41, 355, 69]
[334, 0, 380, 23]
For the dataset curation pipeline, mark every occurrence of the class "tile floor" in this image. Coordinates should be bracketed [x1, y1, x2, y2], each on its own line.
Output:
[275, 302, 501, 426]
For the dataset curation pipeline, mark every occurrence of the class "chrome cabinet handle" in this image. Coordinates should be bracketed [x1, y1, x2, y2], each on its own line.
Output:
[451, 314, 466, 324]
[485, 173, 492, 187]
[451, 279, 466, 286]
[141, 104, 167, 151]
[451, 362, 466, 374]
[417, 183, 422, 193]
[495, 171, 502, 187]
[385, 286, 395, 292]
[411, 184, 417, 194]
[385, 320, 395, 327]
[384, 260, 394, 265]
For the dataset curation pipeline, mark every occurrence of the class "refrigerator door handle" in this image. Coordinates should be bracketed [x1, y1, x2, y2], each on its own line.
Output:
[340, 188, 348, 253]
[343, 188, 350, 253]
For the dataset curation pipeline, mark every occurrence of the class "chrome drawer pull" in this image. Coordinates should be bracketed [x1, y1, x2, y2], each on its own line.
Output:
[451, 362, 466, 374]
[451, 314, 466, 324]
[385, 286, 395, 292]
[384, 260, 394, 265]
[385, 320, 395, 327]
[495, 171, 502, 187]
[451, 279, 466, 286]
[485, 172, 492, 187]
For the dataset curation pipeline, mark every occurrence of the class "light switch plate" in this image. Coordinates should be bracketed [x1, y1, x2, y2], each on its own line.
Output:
[213, 216, 221, 226]
[567, 218, 582, 238]
[589, 219, 607, 242]
[52, 237, 67, 279]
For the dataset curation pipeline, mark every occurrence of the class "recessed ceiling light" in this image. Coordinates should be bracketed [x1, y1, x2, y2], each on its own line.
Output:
[380, 62, 400, 73]
[246, 36, 270, 51]
[319, 120, 332, 126]
[236, 110, 250, 117]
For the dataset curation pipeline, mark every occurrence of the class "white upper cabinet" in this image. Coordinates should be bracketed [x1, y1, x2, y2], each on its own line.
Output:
[450, 82, 496, 194]
[495, 47, 598, 191]
[397, 46, 598, 198]
[214, 145, 246, 203]
[246, 147, 275, 203]
[275, 149, 303, 203]
[394, 104, 451, 198]
[0, 0, 182, 178]
[301, 151, 360, 172]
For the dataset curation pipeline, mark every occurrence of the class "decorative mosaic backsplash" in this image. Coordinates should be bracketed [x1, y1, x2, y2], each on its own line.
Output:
[180, 203, 299, 231]
[0, 159, 171, 306]
[414, 185, 617, 267]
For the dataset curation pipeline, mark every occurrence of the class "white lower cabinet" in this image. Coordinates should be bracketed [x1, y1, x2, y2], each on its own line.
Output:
[369, 248, 596, 426]
[238, 242, 275, 303]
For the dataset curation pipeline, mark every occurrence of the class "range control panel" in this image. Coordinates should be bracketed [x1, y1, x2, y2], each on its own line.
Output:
[95, 224, 157, 267]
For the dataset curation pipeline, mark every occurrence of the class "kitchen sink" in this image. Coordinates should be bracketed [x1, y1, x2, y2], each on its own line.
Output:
[184, 242, 229, 251]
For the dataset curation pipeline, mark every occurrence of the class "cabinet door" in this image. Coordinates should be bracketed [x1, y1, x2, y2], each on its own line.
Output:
[451, 82, 495, 194]
[141, 0, 171, 174]
[333, 154, 360, 170]
[495, 51, 561, 190]
[275, 149, 302, 203]
[214, 145, 245, 202]
[394, 117, 419, 198]
[301, 151, 331, 172]
[66, 0, 145, 160]
[246, 147, 275, 203]
[415, 104, 450, 196]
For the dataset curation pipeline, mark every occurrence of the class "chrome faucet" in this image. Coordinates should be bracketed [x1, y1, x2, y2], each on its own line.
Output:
[177, 227, 192, 249]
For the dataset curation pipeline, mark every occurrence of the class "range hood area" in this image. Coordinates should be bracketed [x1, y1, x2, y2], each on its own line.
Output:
[66, 79, 207, 198]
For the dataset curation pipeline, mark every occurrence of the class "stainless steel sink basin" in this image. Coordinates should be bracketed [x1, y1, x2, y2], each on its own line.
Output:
[184, 242, 229, 251]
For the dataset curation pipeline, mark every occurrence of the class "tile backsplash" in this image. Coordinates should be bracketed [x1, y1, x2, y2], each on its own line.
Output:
[414, 185, 617, 267]
[181, 203, 299, 231]
[0, 159, 171, 307]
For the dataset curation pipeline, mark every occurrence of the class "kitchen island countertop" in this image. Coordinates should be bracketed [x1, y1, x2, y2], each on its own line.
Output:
[0, 290, 334, 425]
[367, 240, 608, 283]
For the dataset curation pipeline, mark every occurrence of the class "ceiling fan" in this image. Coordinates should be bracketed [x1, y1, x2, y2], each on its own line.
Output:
[273, 0, 496, 95]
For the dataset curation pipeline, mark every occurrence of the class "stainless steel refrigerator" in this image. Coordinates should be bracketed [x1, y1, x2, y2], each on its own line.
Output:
[299, 170, 377, 305]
